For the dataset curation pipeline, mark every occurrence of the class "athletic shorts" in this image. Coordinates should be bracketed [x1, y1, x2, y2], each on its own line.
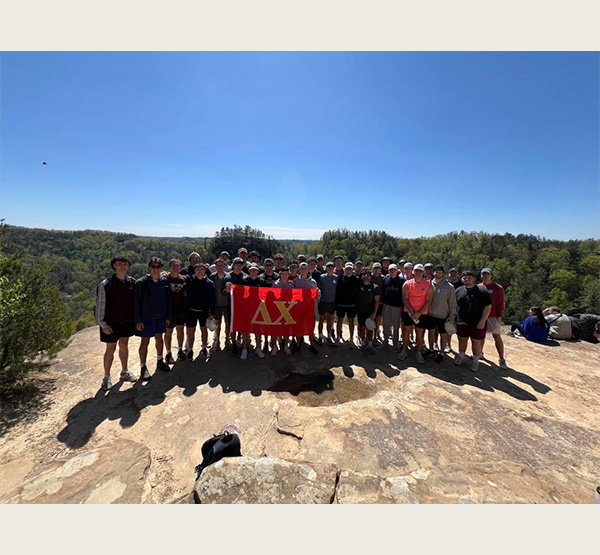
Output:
[402, 311, 434, 329]
[135, 318, 167, 338]
[318, 301, 336, 316]
[99, 321, 136, 343]
[357, 312, 372, 327]
[456, 324, 487, 340]
[428, 315, 447, 334]
[336, 305, 356, 319]
[486, 317, 502, 334]
[186, 309, 210, 328]
[215, 305, 231, 321]
[167, 312, 186, 328]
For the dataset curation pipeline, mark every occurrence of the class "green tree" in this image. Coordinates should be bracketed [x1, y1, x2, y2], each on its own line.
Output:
[0, 223, 74, 392]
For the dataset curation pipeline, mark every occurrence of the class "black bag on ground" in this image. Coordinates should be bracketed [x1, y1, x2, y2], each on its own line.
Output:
[194, 431, 242, 479]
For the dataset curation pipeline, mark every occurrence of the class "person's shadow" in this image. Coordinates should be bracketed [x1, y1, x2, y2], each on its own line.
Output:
[56, 345, 550, 449]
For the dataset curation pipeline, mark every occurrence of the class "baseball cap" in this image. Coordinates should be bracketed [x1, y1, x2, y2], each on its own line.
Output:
[424, 263, 434, 268]
[355, 260, 363, 266]
[220, 251, 230, 257]
[248, 263, 259, 271]
[381, 257, 391, 262]
[344, 262, 354, 269]
[434, 264, 444, 272]
[289, 261, 299, 268]
[317, 254, 324, 260]
[372, 262, 382, 269]
[299, 262, 308, 268]
[481, 267, 493, 274]
[399, 259, 406, 265]
[388, 264, 398, 270]
[462, 270, 477, 277]
[413, 264, 425, 271]
[403, 262, 413, 269]
[232, 257, 243, 265]
[326, 261, 334, 267]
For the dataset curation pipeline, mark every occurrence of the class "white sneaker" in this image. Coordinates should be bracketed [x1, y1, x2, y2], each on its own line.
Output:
[284, 346, 292, 356]
[415, 352, 425, 364]
[444, 344, 452, 353]
[241, 348, 248, 361]
[120, 370, 137, 382]
[397, 350, 408, 361]
[454, 356, 464, 366]
[255, 347, 265, 359]
[271, 345, 279, 357]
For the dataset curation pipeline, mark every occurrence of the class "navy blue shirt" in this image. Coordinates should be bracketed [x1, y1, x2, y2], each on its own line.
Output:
[382, 275, 405, 307]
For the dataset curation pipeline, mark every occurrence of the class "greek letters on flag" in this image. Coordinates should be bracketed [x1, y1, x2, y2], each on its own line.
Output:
[230, 285, 317, 336]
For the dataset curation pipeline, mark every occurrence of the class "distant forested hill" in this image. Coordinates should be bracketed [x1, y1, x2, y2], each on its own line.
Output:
[2, 224, 599, 331]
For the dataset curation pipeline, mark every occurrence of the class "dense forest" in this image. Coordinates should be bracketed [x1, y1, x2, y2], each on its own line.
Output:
[2, 224, 599, 332]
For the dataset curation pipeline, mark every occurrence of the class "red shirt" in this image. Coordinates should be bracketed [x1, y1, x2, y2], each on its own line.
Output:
[478, 282, 505, 318]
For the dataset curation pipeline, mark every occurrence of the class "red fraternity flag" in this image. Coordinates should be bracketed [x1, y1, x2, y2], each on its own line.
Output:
[230, 285, 317, 336]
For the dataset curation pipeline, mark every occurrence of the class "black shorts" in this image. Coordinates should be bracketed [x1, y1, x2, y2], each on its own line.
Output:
[100, 321, 136, 343]
[428, 316, 447, 334]
[167, 312, 186, 328]
[401, 312, 436, 330]
[215, 305, 231, 321]
[376, 304, 383, 318]
[318, 301, 336, 316]
[186, 309, 210, 328]
[357, 312, 372, 326]
[336, 305, 356, 319]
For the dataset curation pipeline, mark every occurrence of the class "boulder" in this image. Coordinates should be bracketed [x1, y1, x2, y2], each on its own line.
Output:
[194, 457, 338, 503]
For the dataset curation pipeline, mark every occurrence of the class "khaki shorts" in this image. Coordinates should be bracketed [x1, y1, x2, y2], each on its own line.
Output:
[486, 317, 502, 334]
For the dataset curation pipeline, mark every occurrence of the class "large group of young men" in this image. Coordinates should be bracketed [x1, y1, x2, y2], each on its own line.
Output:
[95, 248, 508, 390]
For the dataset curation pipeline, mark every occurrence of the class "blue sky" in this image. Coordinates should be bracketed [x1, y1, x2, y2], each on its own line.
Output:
[1, 52, 598, 240]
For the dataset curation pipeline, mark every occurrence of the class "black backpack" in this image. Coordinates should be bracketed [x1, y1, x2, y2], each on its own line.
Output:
[194, 431, 242, 479]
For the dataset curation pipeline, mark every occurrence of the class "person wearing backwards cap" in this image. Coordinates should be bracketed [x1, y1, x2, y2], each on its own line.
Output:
[454, 270, 492, 372]
[478, 268, 508, 369]
[398, 264, 434, 364]
[335, 262, 360, 346]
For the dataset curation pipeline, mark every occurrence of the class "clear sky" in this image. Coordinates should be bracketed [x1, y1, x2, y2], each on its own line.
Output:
[1, 52, 598, 240]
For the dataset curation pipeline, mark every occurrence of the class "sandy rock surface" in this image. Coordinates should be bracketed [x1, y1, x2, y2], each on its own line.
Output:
[1, 326, 599, 503]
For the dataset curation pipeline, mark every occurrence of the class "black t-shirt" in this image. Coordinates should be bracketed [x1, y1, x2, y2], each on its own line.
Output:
[455, 285, 492, 326]
[356, 283, 379, 314]
[449, 280, 462, 289]
[259, 271, 279, 287]
[310, 269, 322, 285]
[167, 275, 187, 314]
[243, 276, 264, 287]
[229, 272, 247, 285]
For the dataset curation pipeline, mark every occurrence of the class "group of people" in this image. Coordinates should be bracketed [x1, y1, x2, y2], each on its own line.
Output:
[95, 248, 597, 391]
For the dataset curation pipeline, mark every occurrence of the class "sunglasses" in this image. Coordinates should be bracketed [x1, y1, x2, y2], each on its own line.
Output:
[150, 265, 163, 269]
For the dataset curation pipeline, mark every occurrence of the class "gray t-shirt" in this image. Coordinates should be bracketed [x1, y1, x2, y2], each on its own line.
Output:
[210, 272, 230, 307]
[429, 278, 457, 320]
[318, 273, 339, 303]
[293, 276, 317, 289]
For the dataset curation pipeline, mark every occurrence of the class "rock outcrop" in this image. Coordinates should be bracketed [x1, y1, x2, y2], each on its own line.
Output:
[1, 326, 599, 503]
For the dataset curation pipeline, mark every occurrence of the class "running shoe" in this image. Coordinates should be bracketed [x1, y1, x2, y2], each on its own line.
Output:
[101, 376, 112, 390]
[120, 370, 137, 382]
